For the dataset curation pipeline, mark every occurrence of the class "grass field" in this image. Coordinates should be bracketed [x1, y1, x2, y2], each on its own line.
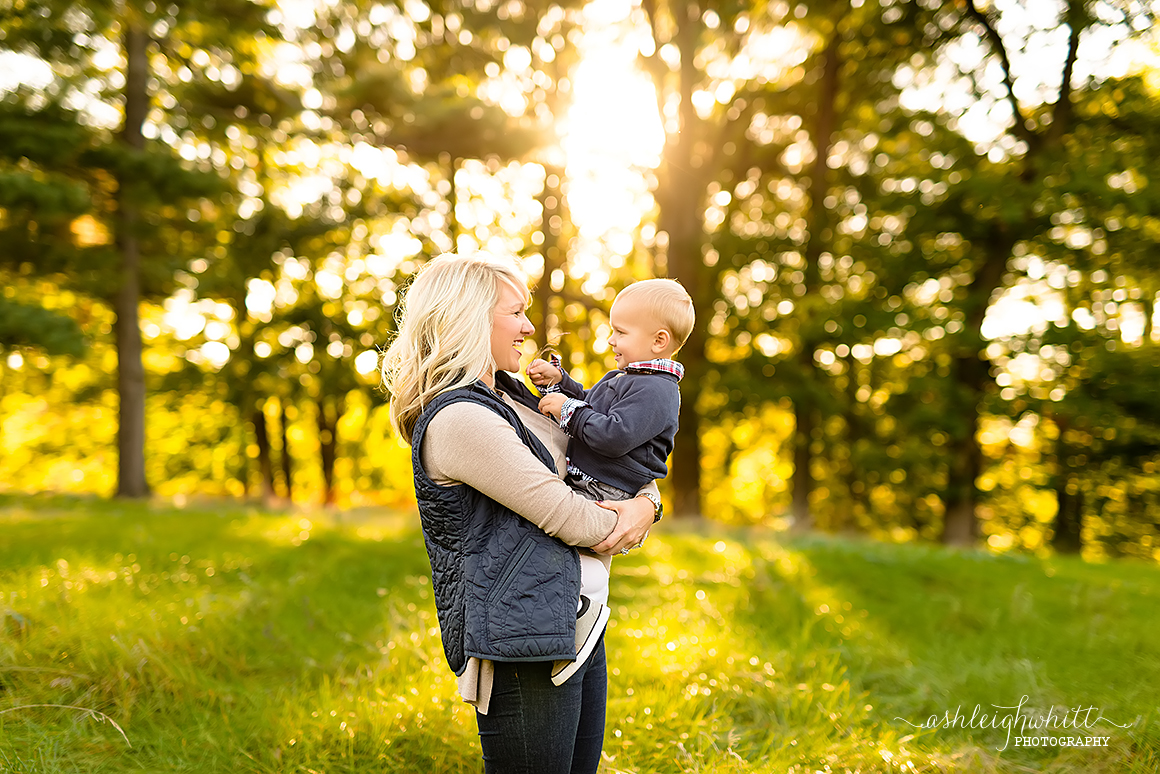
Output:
[0, 495, 1157, 773]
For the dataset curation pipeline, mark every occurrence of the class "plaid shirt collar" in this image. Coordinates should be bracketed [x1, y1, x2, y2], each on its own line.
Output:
[624, 358, 684, 381]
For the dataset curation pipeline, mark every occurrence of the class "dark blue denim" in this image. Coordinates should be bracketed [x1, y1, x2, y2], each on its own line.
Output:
[476, 636, 607, 774]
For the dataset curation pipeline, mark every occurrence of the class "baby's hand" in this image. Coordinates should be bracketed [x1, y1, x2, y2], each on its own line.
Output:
[538, 393, 567, 421]
[527, 358, 563, 387]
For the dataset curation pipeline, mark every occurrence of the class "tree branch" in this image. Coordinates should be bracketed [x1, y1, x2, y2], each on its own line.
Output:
[1051, 0, 1085, 141]
[963, 0, 1036, 148]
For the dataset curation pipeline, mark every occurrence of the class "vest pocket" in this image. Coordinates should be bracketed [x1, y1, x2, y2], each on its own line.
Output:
[486, 536, 536, 604]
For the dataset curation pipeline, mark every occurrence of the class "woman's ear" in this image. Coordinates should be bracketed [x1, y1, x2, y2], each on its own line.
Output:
[651, 328, 671, 354]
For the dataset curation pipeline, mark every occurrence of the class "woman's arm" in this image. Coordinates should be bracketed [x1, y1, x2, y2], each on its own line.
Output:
[504, 392, 658, 554]
[421, 402, 617, 546]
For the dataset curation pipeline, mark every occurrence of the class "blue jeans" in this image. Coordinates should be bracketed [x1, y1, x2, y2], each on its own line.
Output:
[476, 635, 607, 774]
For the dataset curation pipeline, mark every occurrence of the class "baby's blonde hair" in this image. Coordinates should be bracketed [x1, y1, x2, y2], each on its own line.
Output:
[616, 278, 695, 351]
[381, 253, 529, 444]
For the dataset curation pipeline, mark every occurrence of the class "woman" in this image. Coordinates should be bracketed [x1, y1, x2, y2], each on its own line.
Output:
[381, 253, 657, 773]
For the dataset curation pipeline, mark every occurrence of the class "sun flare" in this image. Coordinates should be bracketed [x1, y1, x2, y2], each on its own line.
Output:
[560, 49, 664, 172]
[557, 31, 664, 284]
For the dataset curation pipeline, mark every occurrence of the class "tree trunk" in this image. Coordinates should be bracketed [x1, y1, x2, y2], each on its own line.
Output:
[1050, 417, 1084, 553]
[449, 155, 462, 250]
[1143, 294, 1155, 343]
[317, 397, 341, 506]
[668, 222, 707, 520]
[658, 3, 708, 519]
[791, 19, 843, 532]
[942, 327, 992, 546]
[791, 402, 815, 531]
[238, 439, 249, 498]
[662, 193, 707, 518]
[534, 164, 565, 341]
[280, 399, 294, 501]
[840, 355, 869, 530]
[942, 379, 981, 546]
[665, 208, 707, 518]
[1053, 476, 1084, 553]
[943, 229, 1010, 544]
[114, 23, 150, 498]
[254, 405, 276, 502]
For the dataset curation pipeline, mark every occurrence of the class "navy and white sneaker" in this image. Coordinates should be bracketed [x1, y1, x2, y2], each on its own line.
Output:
[550, 595, 610, 686]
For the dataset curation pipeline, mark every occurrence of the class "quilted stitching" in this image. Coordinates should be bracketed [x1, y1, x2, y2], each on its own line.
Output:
[411, 383, 580, 674]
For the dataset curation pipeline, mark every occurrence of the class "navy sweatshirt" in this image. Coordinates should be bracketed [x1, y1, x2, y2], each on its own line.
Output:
[554, 367, 680, 493]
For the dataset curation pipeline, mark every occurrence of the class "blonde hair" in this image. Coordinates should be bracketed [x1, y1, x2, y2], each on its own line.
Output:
[381, 253, 529, 445]
[616, 278, 696, 351]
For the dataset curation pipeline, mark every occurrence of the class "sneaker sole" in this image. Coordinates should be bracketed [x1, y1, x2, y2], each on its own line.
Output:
[550, 604, 610, 686]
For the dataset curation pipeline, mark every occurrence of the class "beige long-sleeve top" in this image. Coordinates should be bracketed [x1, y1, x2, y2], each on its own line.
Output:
[420, 393, 618, 545]
[419, 387, 656, 713]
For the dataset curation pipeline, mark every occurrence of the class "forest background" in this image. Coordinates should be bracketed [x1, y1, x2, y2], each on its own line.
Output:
[2, 0, 1160, 562]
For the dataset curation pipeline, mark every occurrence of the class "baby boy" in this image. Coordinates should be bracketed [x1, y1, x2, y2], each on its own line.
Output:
[528, 278, 694, 684]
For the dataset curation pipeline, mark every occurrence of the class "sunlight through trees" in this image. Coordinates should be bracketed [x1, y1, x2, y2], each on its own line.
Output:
[2, 0, 1160, 560]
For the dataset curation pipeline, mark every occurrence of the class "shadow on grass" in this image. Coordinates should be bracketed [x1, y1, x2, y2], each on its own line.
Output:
[751, 531, 1160, 773]
[0, 495, 481, 773]
[598, 520, 1159, 773]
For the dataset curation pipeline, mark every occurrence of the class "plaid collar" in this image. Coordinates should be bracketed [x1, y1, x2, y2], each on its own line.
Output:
[624, 358, 684, 381]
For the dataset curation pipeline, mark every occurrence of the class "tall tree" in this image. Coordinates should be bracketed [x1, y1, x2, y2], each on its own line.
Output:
[902, 0, 1156, 543]
[114, 12, 151, 496]
[637, 0, 770, 517]
[638, 0, 936, 520]
[993, 75, 1160, 553]
[2, 0, 275, 496]
[788, 5, 844, 531]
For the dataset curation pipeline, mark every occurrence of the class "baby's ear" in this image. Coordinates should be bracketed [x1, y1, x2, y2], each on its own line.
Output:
[652, 328, 672, 353]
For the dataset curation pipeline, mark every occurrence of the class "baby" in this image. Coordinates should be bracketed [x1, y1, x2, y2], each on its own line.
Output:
[528, 278, 694, 684]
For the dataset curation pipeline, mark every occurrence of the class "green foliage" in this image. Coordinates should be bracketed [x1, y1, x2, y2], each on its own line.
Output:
[1, 0, 1159, 559]
[0, 98, 98, 169]
[0, 274, 417, 504]
[0, 94, 223, 299]
[0, 298, 84, 357]
[0, 500, 1157, 772]
[0, 171, 89, 215]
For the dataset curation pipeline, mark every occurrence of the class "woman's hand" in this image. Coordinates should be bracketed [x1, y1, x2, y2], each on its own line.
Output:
[591, 496, 654, 556]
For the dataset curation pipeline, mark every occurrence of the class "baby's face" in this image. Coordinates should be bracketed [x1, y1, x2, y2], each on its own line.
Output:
[607, 296, 666, 369]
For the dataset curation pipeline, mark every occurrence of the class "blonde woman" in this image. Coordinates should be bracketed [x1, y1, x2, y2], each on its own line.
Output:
[381, 253, 657, 773]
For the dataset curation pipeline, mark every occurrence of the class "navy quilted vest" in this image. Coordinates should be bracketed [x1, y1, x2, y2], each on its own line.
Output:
[411, 380, 581, 675]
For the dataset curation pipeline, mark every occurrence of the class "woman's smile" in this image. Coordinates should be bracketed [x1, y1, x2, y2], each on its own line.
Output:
[490, 282, 535, 375]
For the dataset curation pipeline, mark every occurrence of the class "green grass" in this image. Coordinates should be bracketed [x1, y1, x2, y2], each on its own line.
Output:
[0, 495, 1157, 773]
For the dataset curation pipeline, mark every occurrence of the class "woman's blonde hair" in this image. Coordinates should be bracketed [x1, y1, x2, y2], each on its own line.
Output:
[381, 253, 529, 445]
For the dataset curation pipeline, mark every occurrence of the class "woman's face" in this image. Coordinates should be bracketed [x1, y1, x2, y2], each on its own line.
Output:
[490, 280, 534, 376]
